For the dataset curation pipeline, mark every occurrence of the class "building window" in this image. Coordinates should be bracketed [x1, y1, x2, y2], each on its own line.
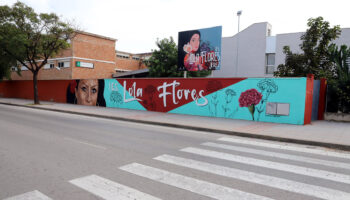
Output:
[132, 56, 140, 60]
[267, 29, 272, 37]
[44, 63, 55, 69]
[117, 54, 130, 59]
[265, 53, 275, 74]
[11, 66, 17, 71]
[58, 62, 64, 68]
[64, 61, 70, 68]
[143, 56, 151, 60]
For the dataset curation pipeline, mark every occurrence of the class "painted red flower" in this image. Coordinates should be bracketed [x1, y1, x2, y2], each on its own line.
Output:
[239, 89, 262, 121]
[239, 88, 262, 107]
[238, 88, 262, 121]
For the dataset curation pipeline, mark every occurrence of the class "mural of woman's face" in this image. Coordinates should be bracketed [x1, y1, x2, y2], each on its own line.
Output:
[190, 34, 200, 52]
[75, 79, 98, 106]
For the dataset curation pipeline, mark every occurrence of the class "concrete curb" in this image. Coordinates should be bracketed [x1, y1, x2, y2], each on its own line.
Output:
[1, 101, 350, 152]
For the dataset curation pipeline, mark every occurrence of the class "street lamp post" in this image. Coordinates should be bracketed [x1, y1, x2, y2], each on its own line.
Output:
[235, 10, 242, 77]
[237, 10, 242, 32]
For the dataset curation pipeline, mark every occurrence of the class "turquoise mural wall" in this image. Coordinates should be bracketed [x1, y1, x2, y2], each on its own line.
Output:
[100, 78, 308, 125]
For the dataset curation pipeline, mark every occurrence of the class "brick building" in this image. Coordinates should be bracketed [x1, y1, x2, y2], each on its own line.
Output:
[115, 50, 151, 72]
[10, 31, 117, 80]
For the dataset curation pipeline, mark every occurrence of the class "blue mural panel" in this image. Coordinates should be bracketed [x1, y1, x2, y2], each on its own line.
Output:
[169, 78, 307, 125]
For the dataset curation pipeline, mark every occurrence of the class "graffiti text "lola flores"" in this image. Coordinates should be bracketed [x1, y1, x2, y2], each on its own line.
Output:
[157, 80, 208, 107]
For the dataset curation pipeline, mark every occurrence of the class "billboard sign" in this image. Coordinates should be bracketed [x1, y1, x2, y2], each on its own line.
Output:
[178, 26, 222, 71]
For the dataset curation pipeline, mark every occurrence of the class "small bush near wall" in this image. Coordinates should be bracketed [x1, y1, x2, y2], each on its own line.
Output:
[326, 84, 350, 114]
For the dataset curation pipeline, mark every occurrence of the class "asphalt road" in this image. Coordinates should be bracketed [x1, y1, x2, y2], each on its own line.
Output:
[1, 104, 350, 200]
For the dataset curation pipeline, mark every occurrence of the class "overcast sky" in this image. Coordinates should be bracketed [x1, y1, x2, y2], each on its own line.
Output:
[1, 0, 350, 53]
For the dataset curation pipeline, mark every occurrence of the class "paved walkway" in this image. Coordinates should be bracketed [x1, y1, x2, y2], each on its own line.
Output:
[1, 97, 350, 151]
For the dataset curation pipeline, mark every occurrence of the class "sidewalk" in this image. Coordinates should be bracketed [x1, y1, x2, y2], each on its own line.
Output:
[1, 97, 350, 151]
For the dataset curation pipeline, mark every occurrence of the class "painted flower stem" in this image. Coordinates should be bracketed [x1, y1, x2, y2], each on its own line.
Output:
[248, 105, 255, 121]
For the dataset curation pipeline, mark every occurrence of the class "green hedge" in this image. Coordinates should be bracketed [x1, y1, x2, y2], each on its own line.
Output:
[326, 82, 350, 113]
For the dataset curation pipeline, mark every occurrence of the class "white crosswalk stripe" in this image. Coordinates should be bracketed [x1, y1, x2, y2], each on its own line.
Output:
[3, 190, 52, 200]
[202, 142, 350, 170]
[154, 154, 350, 200]
[69, 174, 161, 200]
[218, 137, 350, 159]
[181, 147, 350, 184]
[120, 163, 274, 200]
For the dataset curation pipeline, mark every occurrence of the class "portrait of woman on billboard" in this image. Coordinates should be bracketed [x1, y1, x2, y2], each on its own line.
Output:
[178, 26, 222, 72]
[178, 30, 204, 71]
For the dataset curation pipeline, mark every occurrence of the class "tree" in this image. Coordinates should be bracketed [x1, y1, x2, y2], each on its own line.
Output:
[146, 37, 211, 77]
[0, 2, 75, 104]
[147, 37, 182, 77]
[327, 44, 350, 113]
[274, 17, 341, 80]
[273, 46, 308, 77]
[328, 44, 350, 83]
[0, 49, 19, 80]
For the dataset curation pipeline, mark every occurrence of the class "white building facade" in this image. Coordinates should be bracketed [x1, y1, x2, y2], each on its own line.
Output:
[213, 22, 350, 78]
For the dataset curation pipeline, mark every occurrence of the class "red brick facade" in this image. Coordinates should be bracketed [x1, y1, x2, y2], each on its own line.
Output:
[10, 31, 117, 80]
[72, 33, 116, 79]
[9, 31, 152, 80]
[115, 51, 151, 72]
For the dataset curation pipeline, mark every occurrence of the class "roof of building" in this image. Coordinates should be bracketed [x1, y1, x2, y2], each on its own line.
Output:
[76, 31, 117, 41]
[116, 50, 152, 56]
[112, 68, 149, 78]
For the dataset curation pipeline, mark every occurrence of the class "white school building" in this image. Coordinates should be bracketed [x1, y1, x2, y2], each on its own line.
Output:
[212, 22, 350, 78]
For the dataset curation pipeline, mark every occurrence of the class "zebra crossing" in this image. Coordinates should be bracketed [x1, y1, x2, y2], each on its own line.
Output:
[3, 190, 52, 200]
[4, 137, 350, 200]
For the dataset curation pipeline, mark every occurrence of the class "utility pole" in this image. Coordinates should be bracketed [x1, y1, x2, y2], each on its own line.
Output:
[235, 10, 242, 77]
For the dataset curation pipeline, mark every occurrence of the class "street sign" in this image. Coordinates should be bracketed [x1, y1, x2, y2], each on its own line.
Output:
[76, 61, 94, 69]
